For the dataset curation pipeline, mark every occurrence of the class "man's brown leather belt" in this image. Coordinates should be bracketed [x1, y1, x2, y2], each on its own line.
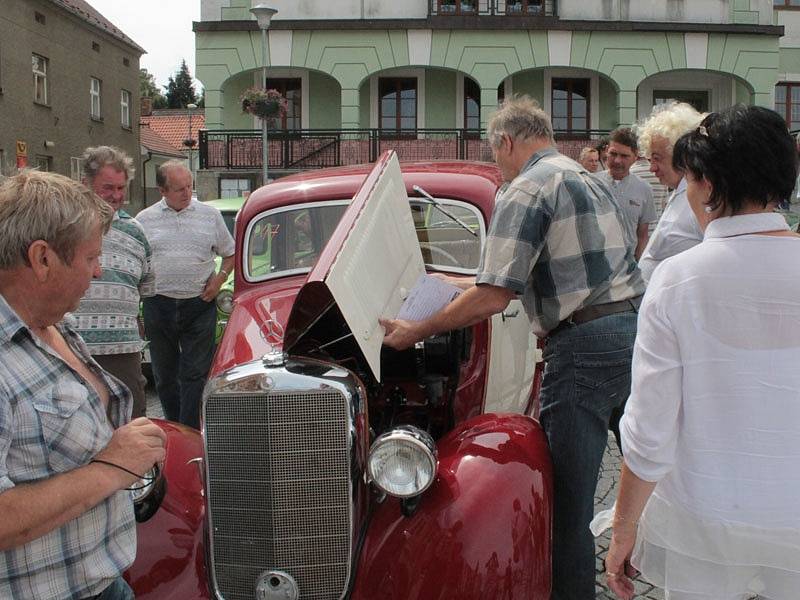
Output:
[551, 295, 643, 335]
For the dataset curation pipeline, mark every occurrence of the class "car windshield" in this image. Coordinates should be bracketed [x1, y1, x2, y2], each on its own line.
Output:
[244, 198, 485, 281]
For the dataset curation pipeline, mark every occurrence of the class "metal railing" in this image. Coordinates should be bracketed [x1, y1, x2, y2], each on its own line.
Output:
[199, 127, 609, 171]
[428, 0, 557, 17]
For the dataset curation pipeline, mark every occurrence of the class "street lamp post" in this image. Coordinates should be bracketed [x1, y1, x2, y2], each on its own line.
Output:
[185, 102, 198, 186]
[250, 4, 278, 187]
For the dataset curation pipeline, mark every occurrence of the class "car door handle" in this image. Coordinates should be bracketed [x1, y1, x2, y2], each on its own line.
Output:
[501, 309, 519, 322]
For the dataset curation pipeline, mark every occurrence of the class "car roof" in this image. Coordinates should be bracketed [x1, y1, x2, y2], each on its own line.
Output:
[240, 161, 503, 227]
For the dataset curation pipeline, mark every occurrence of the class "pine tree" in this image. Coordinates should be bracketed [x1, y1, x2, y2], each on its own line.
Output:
[165, 60, 199, 109]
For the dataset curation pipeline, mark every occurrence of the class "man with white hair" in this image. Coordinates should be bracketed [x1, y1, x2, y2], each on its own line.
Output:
[636, 102, 705, 281]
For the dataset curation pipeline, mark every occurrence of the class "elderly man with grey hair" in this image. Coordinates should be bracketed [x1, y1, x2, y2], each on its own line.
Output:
[73, 146, 155, 418]
[382, 95, 645, 599]
[636, 102, 705, 281]
[0, 170, 166, 599]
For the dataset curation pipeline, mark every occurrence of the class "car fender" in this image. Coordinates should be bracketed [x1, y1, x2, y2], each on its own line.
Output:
[351, 413, 553, 600]
[125, 420, 209, 600]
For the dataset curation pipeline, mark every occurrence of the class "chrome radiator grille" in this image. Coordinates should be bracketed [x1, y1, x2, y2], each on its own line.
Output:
[205, 389, 352, 600]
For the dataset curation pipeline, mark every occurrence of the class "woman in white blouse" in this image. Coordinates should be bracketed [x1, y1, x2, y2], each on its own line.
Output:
[605, 105, 800, 600]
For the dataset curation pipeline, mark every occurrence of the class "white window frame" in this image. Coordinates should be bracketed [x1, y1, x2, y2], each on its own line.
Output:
[70, 157, 84, 181]
[120, 89, 131, 128]
[32, 54, 48, 104]
[90, 77, 102, 119]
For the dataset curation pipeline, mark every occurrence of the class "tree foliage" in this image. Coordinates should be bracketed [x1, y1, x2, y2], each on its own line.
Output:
[165, 60, 199, 109]
[138, 68, 167, 109]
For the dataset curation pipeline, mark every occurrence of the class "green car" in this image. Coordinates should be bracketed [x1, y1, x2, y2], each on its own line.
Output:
[141, 196, 246, 378]
[203, 196, 246, 341]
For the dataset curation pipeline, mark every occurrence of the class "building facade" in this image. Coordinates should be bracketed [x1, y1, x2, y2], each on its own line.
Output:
[0, 0, 144, 210]
[194, 0, 782, 196]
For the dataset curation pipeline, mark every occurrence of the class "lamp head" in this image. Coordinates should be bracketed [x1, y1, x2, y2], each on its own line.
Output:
[250, 5, 278, 29]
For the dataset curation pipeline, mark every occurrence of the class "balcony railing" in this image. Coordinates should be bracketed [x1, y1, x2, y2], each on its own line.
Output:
[199, 128, 608, 172]
[428, 0, 557, 17]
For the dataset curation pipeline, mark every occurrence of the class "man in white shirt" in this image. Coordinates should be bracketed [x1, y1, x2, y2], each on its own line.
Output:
[593, 128, 656, 259]
[137, 161, 235, 429]
[636, 102, 705, 282]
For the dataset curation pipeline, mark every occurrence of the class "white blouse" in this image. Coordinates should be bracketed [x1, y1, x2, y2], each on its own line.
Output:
[621, 212, 800, 599]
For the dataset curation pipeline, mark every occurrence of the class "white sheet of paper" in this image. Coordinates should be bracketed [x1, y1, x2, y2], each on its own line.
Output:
[396, 274, 462, 321]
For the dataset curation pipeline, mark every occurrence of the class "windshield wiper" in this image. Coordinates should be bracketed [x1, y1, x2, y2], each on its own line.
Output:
[412, 185, 478, 238]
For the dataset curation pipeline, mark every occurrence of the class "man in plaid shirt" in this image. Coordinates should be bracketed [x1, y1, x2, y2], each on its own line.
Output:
[0, 171, 166, 600]
[383, 96, 645, 599]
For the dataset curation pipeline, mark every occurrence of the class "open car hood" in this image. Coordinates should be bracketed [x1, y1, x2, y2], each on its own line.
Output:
[283, 151, 425, 381]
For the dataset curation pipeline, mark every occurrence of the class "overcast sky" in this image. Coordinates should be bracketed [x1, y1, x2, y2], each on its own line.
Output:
[86, 0, 202, 92]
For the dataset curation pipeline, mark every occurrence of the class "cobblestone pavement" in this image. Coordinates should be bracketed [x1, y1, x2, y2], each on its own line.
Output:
[594, 435, 664, 600]
[146, 387, 662, 599]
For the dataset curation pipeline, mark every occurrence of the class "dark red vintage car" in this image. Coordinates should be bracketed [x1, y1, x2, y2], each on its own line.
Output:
[126, 152, 553, 599]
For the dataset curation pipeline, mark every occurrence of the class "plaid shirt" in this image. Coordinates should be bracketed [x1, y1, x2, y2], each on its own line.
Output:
[476, 147, 645, 336]
[0, 294, 135, 600]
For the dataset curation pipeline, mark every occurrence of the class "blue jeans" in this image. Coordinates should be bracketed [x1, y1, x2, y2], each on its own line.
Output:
[82, 576, 135, 600]
[539, 312, 638, 600]
[142, 295, 216, 429]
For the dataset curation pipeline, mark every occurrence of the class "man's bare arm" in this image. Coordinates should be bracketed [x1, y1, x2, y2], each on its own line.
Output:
[0, 417, 166, 551]
[635, 223, 650, 261]
[201, 255, 235, 302]
[382, 283, 515, 351]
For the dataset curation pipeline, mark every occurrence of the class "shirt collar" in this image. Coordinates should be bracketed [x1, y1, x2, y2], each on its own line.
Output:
[704, 213, 790, 240]
[521, 146, 559, 172]
[0, 292, 29, 343]
[158, 198, 197, 213]
[116, 208, 131, 220]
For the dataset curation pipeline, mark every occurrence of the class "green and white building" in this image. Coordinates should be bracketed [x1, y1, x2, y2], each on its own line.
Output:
[194, 0, 797, 197]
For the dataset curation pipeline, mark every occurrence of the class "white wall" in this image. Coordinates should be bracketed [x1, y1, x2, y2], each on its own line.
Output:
[200, 0, 774, 22]
[200, 0, 428, 21]
[778, 10, 800, 48]
[558, 0, 772, 25]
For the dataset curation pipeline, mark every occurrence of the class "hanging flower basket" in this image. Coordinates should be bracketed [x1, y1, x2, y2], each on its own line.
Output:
[240, 87, 288, 121]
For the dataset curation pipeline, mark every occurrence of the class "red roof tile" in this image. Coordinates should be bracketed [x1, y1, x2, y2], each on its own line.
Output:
[53, 0, 145, 53]
[140, 125, 187, 158]
[140, 109, 206, 153]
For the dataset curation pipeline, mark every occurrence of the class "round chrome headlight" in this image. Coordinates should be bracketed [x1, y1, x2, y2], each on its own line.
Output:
[367, 425, 437, 498]
[215, 289, 234, 314]
[129, 465, 160, 503]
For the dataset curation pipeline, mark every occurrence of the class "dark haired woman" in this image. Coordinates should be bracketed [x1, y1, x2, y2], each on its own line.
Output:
[605, 104, 800, 600]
